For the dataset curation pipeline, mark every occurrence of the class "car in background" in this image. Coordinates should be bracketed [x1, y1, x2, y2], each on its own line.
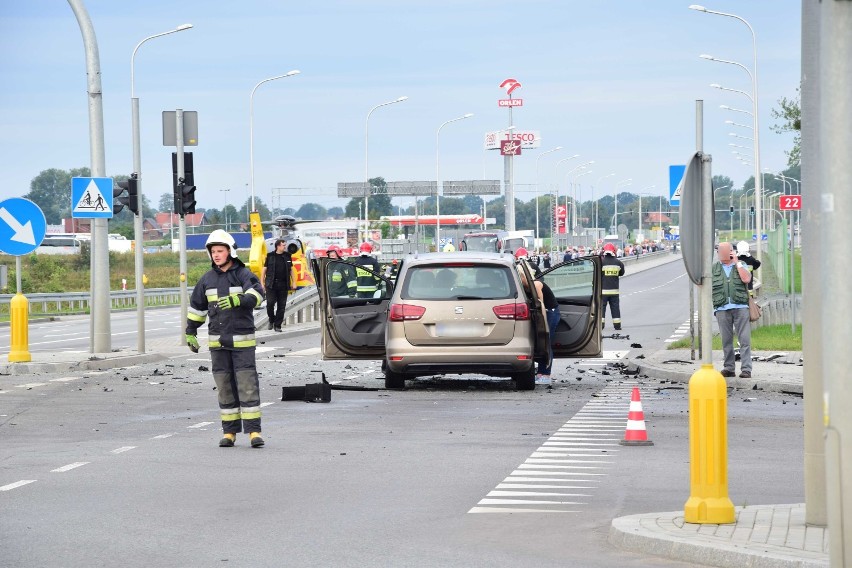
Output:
[315, 252, 602, 390]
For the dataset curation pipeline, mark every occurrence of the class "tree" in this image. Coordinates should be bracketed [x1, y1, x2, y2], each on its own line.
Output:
[158, 192, 174, 213]
[238, 196, 271, 223]
[328, 206, 344, 218]
[296, 203, 327, 220]
[26, 167, 90, 224]
[770, 86, 801, 168]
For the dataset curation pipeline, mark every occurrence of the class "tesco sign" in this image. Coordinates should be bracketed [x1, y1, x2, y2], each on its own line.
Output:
[484, 130, 541, 150]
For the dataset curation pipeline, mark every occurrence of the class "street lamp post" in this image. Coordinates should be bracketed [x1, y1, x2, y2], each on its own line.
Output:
[130, 22, 193, 354]
[568, 169, 592, 234]
[535, 146, 563, 244]
[690, 9, 763, 261]
[614, 178, 632, 236]
[637, 185, 656, 237]
[219, 189, 230, 231]
[553, 154, 580, 240]
[250, 70, 300, 212]
[365, 96, 408, 242]
[593, 173, 615, 238]
[436, 112, 473, 249]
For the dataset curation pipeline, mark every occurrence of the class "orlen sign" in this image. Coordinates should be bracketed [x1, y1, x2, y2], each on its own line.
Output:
[484, 130, 541, 150]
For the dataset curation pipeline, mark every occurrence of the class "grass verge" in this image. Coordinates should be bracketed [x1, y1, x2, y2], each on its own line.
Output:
[667, 323, 802, 351]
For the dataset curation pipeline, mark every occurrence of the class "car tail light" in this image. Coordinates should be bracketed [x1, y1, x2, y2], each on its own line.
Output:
[390, 303, 426, 321]
[493, 303, 529, 320]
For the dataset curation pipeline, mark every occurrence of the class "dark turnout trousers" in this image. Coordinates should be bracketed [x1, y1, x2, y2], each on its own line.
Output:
[210, 348, 261, 434]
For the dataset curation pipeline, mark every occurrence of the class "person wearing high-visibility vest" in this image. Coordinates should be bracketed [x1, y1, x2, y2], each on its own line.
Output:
[354, 242, 381, 298]
[327, 245, 357, 297]
[186, 230, 266, 448]
[601, 243, 625, 330]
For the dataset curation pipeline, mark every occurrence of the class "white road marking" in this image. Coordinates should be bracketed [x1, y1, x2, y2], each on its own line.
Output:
[0, 480, 37, 491]
[469, 382, 644, 514]
[260, 402, 275, 407]
[51, 462, 89, 473]
[187, 421, 215, 429]
[288, 347, 321, 356]
[111, 446, 136, 454]
[50, 377, 80, 382]
[15, 383, 47, 388]
[151, 433, 175, 439]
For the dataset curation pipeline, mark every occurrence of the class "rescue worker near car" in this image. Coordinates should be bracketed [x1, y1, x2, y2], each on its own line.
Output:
[354, 242, 381, 298]
[186, 230, 266, 448]
[327, 245, 357, 297]
[601, 243, 626, 330]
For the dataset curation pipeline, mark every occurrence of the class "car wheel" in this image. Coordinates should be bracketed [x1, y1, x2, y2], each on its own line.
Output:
[385, 369, 406, 390]
[513, 369, 535, 391]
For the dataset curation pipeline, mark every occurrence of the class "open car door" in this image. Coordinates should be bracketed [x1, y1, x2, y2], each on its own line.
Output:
[517, 260, 551, 367]
[538, 257, 602, 358]
[316, 257, 392, 360]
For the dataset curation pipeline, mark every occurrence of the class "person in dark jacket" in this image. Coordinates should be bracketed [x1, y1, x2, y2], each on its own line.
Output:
[186, 230, 266, 448]
[261, 238, 294, 331]
[354, 242, 381, 298]
[713, 242, 753, 379]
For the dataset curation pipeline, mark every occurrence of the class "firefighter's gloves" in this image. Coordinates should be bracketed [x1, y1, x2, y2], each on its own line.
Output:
[217, 293, 244, 310]
[186, 334, 200, 353]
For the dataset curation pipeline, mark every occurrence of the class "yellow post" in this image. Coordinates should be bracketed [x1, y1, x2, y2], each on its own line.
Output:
[8, 292, 31, 362]
[247, 211, 267, 282]
[684, 364, 735, 523]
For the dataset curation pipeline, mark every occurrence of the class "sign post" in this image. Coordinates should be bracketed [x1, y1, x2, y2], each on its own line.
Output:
[0, 198, 48, 362]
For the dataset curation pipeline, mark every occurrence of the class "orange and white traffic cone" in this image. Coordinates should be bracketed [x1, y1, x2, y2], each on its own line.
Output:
[619, 386, 654, 446]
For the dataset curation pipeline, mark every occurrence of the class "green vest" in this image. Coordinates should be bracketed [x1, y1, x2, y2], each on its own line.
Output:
[712, 262, 749, 308]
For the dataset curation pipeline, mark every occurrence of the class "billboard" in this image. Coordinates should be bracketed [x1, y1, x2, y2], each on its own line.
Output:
[484, 130, 541, 150]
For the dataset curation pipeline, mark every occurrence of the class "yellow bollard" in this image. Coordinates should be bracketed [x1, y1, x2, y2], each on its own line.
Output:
[8, 292, 31, 363]
[684, 363, 735, 524]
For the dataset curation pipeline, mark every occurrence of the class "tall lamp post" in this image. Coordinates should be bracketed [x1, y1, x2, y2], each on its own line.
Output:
[250, 70, 300, 212]
[637, 185, 656, 237]
[365, 96, 408, 242]
[534, 146, 562, 244]
[593, 173, 615, 237]
[436, 113, 474, 249]
[696, 39, 761, 263]
[219, 188, 230, 231]
[130, 23, 193, 354]
[614, 178, 632, 236]
[568, 169, 593, 234]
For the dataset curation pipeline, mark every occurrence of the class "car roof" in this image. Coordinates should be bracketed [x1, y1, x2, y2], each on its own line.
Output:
[400, 251, 515, 266]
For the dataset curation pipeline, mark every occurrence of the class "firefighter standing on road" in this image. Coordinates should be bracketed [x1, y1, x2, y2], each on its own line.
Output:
[186, 230, 266, 448]
[354, 242, 381, 298]
[601, 243, 626, 330]
[327, 245, 357, 297]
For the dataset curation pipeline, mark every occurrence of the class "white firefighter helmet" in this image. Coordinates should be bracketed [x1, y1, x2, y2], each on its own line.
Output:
[205, 229, 238, 260]
[736, 241, 751, 256]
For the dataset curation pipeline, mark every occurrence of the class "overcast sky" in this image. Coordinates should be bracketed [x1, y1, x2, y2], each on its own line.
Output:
[0, 1, 800, 215]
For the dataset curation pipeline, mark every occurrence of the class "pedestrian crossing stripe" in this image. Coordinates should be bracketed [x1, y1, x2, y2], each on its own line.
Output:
[71, 177, 114, 219]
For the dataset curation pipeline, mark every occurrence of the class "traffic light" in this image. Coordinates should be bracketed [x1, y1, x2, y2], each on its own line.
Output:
[114, 179, 130, 214]
[171, 151, 194, 193]
[113, 175, 140, 215]
[749, 206, 755, 216]
[174, 183, 197, 215]
[729, 205, 734, 213]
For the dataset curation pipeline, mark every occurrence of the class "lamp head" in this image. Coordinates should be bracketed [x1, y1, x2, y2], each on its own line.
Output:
[285, 70, 301, 77]
[176, 23, 193, 31]
[699, 54, 715, 60]
[689, 5, 707, 11]
[463, 113, 474, 118]
[396, 96, 409, 102]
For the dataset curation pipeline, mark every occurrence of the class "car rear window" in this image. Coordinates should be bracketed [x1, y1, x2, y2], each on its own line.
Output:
[401, 264, 516, 300]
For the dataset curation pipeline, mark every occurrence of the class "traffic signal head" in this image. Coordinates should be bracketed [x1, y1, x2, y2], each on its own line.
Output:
[729, 205, 734, 213]
[114, 179, 130, 214]
[175, 183, 196, 216]
[749, 206, 755, 216]
[113, 175, 140, 215]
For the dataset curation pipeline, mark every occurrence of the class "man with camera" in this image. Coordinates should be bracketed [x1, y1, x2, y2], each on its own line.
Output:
[712, 242, 753, 379]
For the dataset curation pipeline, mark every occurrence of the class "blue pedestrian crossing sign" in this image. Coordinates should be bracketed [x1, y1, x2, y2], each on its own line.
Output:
[669, 165, 686, 207]
[72, 177, 113, 218]
[0, 198, 47, 256]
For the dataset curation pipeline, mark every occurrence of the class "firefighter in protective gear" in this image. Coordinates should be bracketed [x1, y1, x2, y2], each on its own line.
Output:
[186, 230, 266, 448]
[601, 243, 626, 330]
[327, 245, 356, 297]
[354, 242, 381, 298]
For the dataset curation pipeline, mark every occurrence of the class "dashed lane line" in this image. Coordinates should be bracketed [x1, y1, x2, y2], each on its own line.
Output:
[51, 462, 90, 473]
[110, 446, 137, 454]
[1, 480, 37, 492]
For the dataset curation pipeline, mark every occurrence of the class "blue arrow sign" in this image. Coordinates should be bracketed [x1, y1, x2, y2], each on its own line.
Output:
[71, 177, 114, 218]
[0, 198, 47, 256]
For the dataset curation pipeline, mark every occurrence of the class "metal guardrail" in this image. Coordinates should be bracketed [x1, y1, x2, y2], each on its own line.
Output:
[0, 287, 323, 325]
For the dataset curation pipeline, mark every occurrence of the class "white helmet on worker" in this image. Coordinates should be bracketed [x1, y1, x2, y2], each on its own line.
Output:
[205, 229, 238, 260]
[736, 241, 751, 256]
